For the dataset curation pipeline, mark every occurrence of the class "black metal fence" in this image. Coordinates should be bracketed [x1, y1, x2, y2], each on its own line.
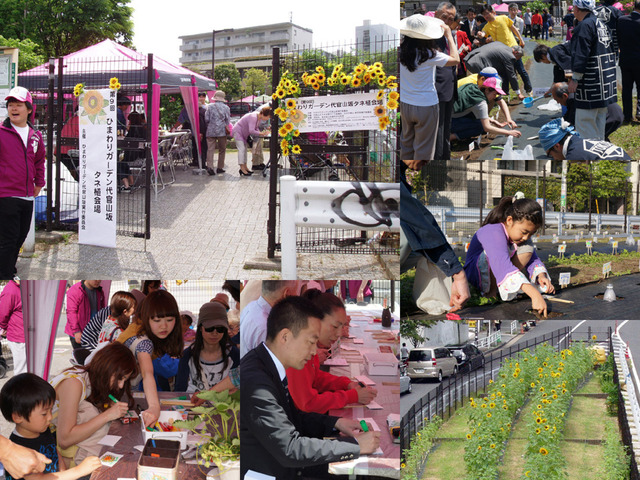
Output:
[411, 159, 637, 237]
[19, 55, 153, 238]
[400, 326, 614, 456]
[266, 39, 400, 258]
[613, 350, 640, 480]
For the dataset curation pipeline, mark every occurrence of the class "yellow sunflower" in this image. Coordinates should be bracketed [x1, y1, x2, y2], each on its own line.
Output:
[109, 77, 119, 89]
[311, 83, 320, 90]
[280, 139, 289, 151]
[82, 90, 105, 116]
[387, 99, 399, 110]
[278, 111, 288, 122]
[293, 129, 300, 137]
[374, 105, 386, 117]
[278, 127, 288, 137]
[316, 74, 325, 83]
[539, 448, 548, 456]
[315, 66, 325, 73]
[282, 147, 290, 156]
[292, 145, 301, 154]
[272, 93, 279, 100]
[285, 99, 296, 110]
[274, 107, 285, 116]
[363, 73, 372, 83]
[283, 122, 294, 133]
[376, 90, 385, 101]
[352, 78, 362, 87]
[327, 78, 336, 86]
[276, 89, 286, 99]
[373, 61, 383, 69]
[289, 109, 305, 125]
[389, 91, 399, 101]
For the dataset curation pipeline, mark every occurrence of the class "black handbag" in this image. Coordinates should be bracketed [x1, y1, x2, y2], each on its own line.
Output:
[246, 136, 254, 148]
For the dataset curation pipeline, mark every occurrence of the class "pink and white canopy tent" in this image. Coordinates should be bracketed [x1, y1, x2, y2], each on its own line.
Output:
[19, 40, 216, 170]
[493, 3, 511, 12]
[20, 281, 112, 380]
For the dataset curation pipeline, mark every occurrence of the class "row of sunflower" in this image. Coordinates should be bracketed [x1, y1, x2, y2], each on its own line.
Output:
[463, 343, 595, 480]
[521, 343, 593, 480]
[271, 62, 398, 157]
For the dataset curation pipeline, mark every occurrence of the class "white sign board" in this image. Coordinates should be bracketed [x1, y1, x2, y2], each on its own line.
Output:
[78, 88, 117, 248]
[292, 92, 383, 133]
[602, 262, 612, 276]
[559, 272, 571, 286]
[558, 244, 566, 253]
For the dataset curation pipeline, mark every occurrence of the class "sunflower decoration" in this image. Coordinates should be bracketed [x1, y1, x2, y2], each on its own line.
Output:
[73, 83, 85, 97]
[285, 98, 296, 110]
[291, 145, 301, 154]
[387, 99, 399, 110]
[374, 105, 387, 118]
[80, 90, 110, 124]
[109, 77, 121, 90]
[278, 126, 288, 137]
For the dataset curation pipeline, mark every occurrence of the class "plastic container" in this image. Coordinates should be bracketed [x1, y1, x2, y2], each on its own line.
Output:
[141, 411, 188, 449]
[137, 438, 180, 480]
[603, 284, 616, 302]
[364, 352, 398, 376]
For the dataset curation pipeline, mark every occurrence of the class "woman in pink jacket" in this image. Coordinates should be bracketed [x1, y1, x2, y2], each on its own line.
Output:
[0, 280, 25, 374]
[232, 107, 271, 176]
[0, 87, 45, 280]
[64, 281, 106, 350]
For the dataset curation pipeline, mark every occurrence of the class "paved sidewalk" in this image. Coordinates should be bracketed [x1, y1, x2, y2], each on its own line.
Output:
[17, 153, 399, 279]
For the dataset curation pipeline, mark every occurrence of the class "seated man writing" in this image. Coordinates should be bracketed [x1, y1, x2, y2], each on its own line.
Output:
[539, 118, 631, 161]
[240, 296, 380, 480]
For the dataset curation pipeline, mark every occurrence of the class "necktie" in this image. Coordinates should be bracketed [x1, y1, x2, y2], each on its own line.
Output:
[282, 376, 292, 405]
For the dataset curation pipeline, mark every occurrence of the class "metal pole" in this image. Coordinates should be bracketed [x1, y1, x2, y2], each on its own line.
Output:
[54, 57, 64, 229]
[479, 160, 484, 226]
[211, 30, 216, 79]
[46, 59, 55, 232]
[145, 54, 153, 240]
[267, 47, 281, 259]
[625, 180, 629, 233]
[390, 280, 395, 313]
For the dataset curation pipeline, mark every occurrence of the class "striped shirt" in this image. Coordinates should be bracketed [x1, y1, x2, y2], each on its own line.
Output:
[80, 306, 111, 351]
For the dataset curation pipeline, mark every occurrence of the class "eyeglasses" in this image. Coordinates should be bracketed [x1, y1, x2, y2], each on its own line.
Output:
[204, 325, 226, 333]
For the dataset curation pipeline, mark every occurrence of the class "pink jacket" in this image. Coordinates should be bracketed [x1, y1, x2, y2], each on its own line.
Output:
[0, 281, 23, 343]
[232, 112, 261, 142]
[0, 118, 46, 198]
[64, 282, 106, 336]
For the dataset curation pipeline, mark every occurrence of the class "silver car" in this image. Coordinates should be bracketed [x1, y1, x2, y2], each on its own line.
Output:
[407, 347, 458, 382]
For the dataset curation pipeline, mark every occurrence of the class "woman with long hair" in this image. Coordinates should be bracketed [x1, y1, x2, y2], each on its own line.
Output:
[51, 343, 138, 467]
[116, 290, 183, 427]
[175, 302, 239, 394]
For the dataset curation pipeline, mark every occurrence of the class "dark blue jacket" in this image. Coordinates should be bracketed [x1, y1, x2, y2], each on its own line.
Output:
[565, 136, 631, 160]
[617, 11, 640, 69]
[571, 12, 617, 109]
[595, 3, 623, 62]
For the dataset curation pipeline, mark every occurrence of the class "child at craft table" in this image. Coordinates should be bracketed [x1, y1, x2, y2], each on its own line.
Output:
[0, 373, 101, 480]
[117, 290, 184, 426]
[464, 195, 555, 317]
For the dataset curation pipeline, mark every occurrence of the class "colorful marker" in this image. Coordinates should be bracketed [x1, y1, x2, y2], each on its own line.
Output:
[359, 420, 369, 432]
[108, 394, 118, 403]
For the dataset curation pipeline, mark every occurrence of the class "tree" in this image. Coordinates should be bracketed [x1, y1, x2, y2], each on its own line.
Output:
[213, 64, 242, 101]
[592, 160, 631, 213]
[0, 0, 134, 58]
[400, 316, 442, 348]
[242, 68, 269, 98]
[0, 36, 44, 72]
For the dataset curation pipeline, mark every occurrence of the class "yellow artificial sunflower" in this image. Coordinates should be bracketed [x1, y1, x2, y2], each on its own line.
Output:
[362, 73, 371, 84]
[283, 122, 294, 132]
[316, 66, 325, 73]
[272, 93, 279, 100]
[374, 105, 386, 117]
[340, 75, 351, 85]
[280, 139, 289, 151]
[293, 129, 300, 137]
[352, 78, 362, 87]
[289, 109, 305, 125]
[286, 99, 296, 110]
[389, 91, 399, 101]
[115, 82, 121, 90]
[311, 83, 320, 90]
[387, 99, 398, 110]
[274, 107, 285, 116]
[282, 146, 290, 156]
[316, 74, 326, 83]
[276, 89, 286, 99]
[302, 72, 309, 82]
[376, 90, 385, 101]
[292, 145, 301, 154]
[327, 78, 336, 86]
[278, 127, 288, 137]
[290, 85, 299, 94]
[109, 77, 119, 89]
[278, 111, 288, 122]
[82, 90, 105, 116]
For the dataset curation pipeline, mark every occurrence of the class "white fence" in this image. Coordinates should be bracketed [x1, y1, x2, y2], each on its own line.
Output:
[613, 332, 640, 452]
[429, 206, 639, 237]
[280, 176, 400, 279]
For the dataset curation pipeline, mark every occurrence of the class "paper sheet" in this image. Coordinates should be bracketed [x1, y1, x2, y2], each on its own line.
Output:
[99, 451, 123, 467]
[353, 338, 364, 344]
[323, 358, 348, 366]
[366, 401, 383, 410]
[355, 375, 376, 386]
[98, 435, 121, 447]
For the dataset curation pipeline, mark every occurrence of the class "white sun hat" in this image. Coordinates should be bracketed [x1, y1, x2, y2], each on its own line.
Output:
[400, 14, 445, 40]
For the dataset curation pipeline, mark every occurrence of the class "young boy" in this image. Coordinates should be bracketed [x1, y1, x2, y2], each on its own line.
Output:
[0, 373, 101, 480]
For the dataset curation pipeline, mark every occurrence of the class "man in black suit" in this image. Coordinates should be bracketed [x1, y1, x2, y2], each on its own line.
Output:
[460, 7, 478, 42]
[617, 0, 640, 122]
[240, 297, 380, 480]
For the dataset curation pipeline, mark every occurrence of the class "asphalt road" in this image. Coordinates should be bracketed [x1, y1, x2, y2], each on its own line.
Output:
[401, 318, 633, 417]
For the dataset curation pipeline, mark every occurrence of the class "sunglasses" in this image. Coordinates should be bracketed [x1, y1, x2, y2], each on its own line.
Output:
[203, 325, 227, 333]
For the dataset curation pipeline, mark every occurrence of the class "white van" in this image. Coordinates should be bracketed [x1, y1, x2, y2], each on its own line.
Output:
[407, 347, 458, 382]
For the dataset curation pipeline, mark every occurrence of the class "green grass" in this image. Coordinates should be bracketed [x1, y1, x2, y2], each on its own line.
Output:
[546, 250, 640, 267]
[422, 440, 467, 480]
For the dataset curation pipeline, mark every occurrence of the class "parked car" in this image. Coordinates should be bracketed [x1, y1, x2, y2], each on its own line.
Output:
[406, 347, 458, 382]
[229, 101, 253, 124]
[400, 366, 411, 394]
[446, 343, 485, 373]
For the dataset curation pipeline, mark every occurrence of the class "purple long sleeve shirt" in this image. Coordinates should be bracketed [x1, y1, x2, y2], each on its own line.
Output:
[232, 112, 262, 142]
